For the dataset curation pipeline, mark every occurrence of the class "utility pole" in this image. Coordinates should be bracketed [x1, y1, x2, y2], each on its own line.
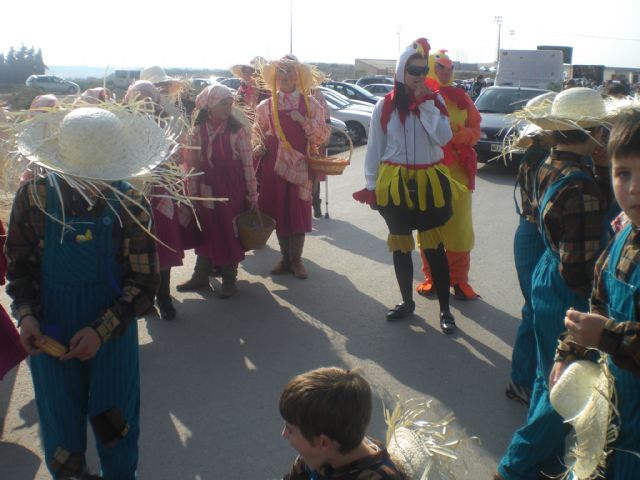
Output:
[494, 16, 503, 64]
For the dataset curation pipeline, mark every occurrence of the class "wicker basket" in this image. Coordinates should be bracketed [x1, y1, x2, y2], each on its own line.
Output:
[235, 210, 276, 250]
[307, 131, 353, 175]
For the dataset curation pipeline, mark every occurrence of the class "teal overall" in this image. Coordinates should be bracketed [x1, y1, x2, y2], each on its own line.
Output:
[499, 170, 598, 479]
[601, 224, 640, 478]
[29, 179, 140, 479]
[511, 146, 548, 390]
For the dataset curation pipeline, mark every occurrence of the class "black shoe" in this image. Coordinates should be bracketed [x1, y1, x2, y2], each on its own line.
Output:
[386, 300, 415, 321]
[439, 310, 456, 334]
[157, 296, 177, 320]
[313, 203, 322, 218]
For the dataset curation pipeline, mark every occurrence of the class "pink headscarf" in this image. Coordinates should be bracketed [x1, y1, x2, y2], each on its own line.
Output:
[195, 84, 233, 111]
[123, 80, 160, 105]
[79, 87, 114, 104]
[29, 94, 58, 111]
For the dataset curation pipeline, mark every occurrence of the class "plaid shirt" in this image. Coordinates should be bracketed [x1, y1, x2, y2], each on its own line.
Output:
[516, 143, 550, 224]
[536, 150, 612, 298]
[283, 438, 404, 480]
[5, 179, 159, 343]
[557, 226, 640, 375]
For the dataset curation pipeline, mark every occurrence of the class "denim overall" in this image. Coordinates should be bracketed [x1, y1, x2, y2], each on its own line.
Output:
[500, 170, 596, 479]
[30, 178, 140, 479]
[510, 148, 547, 390]
[601, 224, 640, 479]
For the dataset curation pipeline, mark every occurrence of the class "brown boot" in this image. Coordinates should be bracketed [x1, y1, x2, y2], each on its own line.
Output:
[289, 234, 308, 279]
[176, 255, 212, 291]
[219, 264, 238, 299]
[271, 234, 291, 275]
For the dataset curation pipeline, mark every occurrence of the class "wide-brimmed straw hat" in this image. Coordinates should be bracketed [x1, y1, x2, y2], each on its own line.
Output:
[17, 106, 174, 181]
[259, 55, 325, 94]
[550, 360, 617, 479]
[230, 56, 267, 78]
[522, 87, 609, 131]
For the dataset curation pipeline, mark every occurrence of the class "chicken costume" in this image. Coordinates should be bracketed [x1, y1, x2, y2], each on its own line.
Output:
[416, 50, 481, 300]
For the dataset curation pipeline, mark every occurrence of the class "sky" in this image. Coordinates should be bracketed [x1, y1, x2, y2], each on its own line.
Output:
[3, 0, 640, 70]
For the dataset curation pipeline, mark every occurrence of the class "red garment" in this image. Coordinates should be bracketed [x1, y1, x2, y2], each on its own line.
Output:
[195, 123, 247, 265]
[380, 90, 449, 134]
[151, 187, 186, 269]
[258, 97, 312, 235]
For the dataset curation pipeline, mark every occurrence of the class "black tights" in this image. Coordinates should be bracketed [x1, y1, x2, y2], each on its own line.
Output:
[392, 244, 450, 312]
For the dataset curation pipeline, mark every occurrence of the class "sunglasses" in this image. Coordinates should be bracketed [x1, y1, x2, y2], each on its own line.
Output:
[406, 65, 429, 77]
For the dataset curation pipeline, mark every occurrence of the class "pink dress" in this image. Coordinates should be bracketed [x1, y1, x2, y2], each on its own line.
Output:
[152, 189, 186, 269]
[192, 121, 256, 266]
[256, 94, 329, 235]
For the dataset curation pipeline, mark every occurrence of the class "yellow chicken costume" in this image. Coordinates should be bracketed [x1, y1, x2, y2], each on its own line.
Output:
[417, 50, 481, 299]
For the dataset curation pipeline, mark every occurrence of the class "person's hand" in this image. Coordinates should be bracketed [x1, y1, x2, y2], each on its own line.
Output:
[249, 199, 259, 212]
[289, 110, 305, 124]
[19, 315, 43, 355]
[60, 327, 101, 361]
[564, 309, 608, 348]
[414, 82, 433, 100]
[549, 360, 569, 389]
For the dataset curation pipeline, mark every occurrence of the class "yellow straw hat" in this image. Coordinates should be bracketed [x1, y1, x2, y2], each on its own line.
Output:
[259, 55, 325, 94]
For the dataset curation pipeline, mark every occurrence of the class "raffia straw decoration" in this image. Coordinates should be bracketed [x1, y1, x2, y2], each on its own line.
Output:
[384, 397, 478, 480]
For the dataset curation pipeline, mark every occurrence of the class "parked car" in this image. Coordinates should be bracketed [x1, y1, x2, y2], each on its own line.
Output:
[343, 79, 357, 84]
[189, 78, 213, 94]
[220, 77, 241, 91]
[318, 87, 374, 112]
[112, 69, 141, 89]
[474, 86, 550, 162]
[355, 76, 394, 88]
[364, 83, 394, 97]
[322, 81, 380, 105]
[25, 75, 80, 94]
[321, 93, 372, 145]
[327, 117, 350, 153]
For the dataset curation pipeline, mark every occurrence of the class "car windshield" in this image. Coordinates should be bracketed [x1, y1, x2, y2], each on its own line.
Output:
[475, 88, 547, 114]
[321, 89, 350, 109]
[349, 83, 377, 99]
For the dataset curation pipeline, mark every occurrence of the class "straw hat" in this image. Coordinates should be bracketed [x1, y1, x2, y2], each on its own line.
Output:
[140, 65, 176, 85]
[259, 55, 325, 94]
[550, 360, 616, 479]
[17, 106, 173, 181]
[230, 56, 266, 78]
[523, 87, 609, 131]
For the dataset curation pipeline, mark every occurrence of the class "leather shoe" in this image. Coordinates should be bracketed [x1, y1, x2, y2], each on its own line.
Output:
[440, 310, 456, 334]
[386, 300, 415, 321]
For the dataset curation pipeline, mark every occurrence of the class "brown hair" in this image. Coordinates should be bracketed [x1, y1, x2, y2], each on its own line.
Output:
[608, 108, 640, 160]
[279, 367, 372, 453]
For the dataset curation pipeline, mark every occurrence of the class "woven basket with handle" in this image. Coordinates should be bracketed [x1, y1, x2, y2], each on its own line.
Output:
[306, 130, 353, 175]
[235, 210, 276, 250]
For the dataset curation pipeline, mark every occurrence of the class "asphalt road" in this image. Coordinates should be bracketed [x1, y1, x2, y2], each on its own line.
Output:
[0, 147, 529, 479]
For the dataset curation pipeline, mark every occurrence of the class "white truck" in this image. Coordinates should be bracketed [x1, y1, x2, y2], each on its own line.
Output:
[495, 49, 564, 90]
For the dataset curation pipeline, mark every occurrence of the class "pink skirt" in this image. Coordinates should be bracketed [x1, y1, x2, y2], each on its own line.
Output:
[258, 149, 311, 236]
[152, 196, 186, 269]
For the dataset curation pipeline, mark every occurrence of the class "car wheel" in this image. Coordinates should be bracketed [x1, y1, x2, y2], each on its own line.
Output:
[345, 122, 365, 145]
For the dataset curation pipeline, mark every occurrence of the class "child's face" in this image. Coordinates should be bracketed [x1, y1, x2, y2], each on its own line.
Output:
[612, 154, 640, 226]
[282, 422, 328, 469]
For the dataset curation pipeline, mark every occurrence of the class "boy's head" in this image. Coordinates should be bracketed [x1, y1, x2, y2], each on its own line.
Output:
[609, 108, 640, 226]
[279, 367, 371, 466]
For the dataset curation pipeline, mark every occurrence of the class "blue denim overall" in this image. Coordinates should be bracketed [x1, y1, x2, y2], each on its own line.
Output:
[29, 179, 139, 479]
[601, 224, 640, 479]
[500, 171, 595, 479]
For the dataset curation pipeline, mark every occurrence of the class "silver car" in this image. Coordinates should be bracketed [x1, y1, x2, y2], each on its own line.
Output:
[26, 75, 80, 94]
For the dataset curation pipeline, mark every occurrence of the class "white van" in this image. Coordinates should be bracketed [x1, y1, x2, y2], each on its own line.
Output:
[112, 69, 141, 89]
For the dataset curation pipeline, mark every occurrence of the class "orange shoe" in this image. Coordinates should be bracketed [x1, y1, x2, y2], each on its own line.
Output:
[416, 278, 435, 297]
[453, 282, 480, 300]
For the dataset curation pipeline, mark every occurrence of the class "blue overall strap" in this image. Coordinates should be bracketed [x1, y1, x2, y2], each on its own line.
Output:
[513, 145, 549, 217]
[537, 170, 592, 249]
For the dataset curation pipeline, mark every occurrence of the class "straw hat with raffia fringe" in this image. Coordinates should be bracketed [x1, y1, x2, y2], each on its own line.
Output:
[18, 106, 174, 181]
[550, 359, 618, 480]
[521, 87, 610, 131]
[259, 55, 326, 95]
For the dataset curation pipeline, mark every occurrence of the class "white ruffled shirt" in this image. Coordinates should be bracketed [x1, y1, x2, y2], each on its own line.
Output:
[364, 96, 453, 190]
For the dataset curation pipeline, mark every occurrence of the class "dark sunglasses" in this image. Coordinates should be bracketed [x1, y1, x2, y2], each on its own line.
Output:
[406, 65, 429, 77]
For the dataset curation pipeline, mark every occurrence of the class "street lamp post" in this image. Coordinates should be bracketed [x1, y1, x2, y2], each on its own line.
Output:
[494, 15, 503, 64]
